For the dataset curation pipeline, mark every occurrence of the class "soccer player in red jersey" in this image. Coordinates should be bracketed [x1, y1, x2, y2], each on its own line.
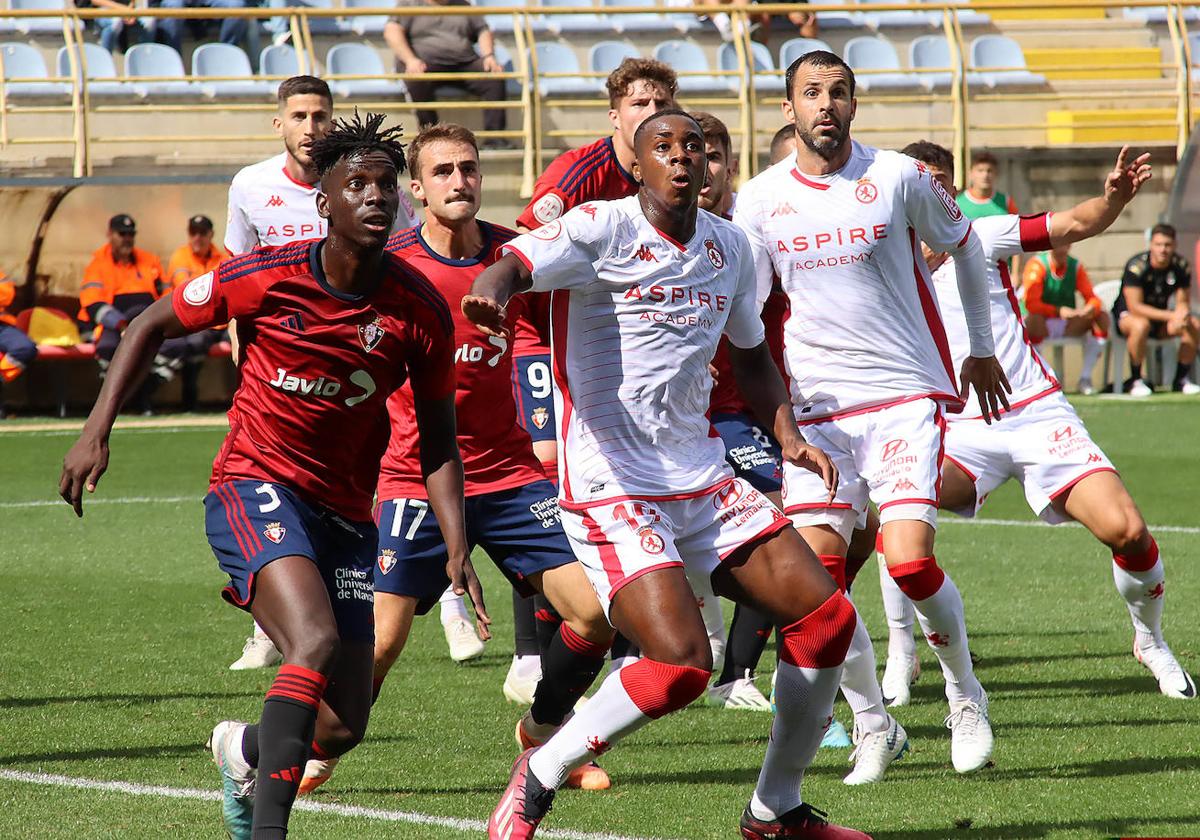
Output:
[59, 113, 487, 840]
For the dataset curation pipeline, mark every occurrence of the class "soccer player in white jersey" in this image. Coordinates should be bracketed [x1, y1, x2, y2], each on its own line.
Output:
[224, 75, 421, 672]
[467, 109, 869, 840]
[734, 51, 1011, 776]
[874, 141, 1196, 702]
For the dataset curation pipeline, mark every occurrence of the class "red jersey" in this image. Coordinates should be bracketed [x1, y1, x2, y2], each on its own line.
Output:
[378, 222, 546, 500]
[172, 239, 456, 521]
[514, 136, 639, 357]
[709, 288, 790, 415]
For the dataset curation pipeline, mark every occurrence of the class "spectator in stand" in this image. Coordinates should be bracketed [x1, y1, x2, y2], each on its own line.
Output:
[79, 0, 150, 53]
[165, 214, 228, 411]
[383, 0, 509, 146]
[1113, 223, 1200, 396]
[0, 271, 37, 385]
[957, 150, 1019, 220]
[1024, 243, 1108, 395]
[704, 0, 817, 44]
[156, 0, 249, 55]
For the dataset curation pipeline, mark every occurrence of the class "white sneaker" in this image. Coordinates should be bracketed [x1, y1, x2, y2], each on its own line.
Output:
[1135, 640, 1198, 699]
[442, 617, 485, 663]
[945, 693, 994, 774]
[1129, 378, 1153, 398]
[502, 656, 541, 705]
[1175, 378, 1200, 395]
[843, 716, 908, 785]
[229, 635, 282, 671]
[1077, 377, 1095, 396]
[707, 671, 772, 711]
[881, 653, 920, 707]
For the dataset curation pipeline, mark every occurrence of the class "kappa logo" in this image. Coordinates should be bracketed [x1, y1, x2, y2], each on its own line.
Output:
[263, 522, 287, 544]
[530, 406, 550, 430]
[265, 195, 286, 208]
[377, 548, 397, 575]
[854, 178, 878, 204]
[713, 481, 744, 510]
[771, 202, 798, 217]
[881, 439, 909, 461]
[579, 203, 598, 219]
[586, 736, 611, 756]
[182, 271, 214, 306]
[704, 238, 725, 270]
[639, 527, 665, 556]
[1049, 425, 1075, 442]
[358, 314, 385, 352]
[635, 244, 658, 262]
[893, 478, 918, 493]
[1147, 582, 1165, 599]
[925, 631, 950, 647]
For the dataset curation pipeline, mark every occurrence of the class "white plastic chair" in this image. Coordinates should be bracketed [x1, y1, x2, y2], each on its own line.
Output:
[56, 42, 127, 97]
[126, 43, 198, 97]
[843, 36, 921, 90]
[719, 40, 784, 94]
[535, 42, 601, 95]
[589, 41, 640, 75]
[1, 41, 66, 96]
[193, 43, 274, 99]
[654, 39, 726, 92]
[779, 37, 834, 73]
[969, 35, 1046, 88]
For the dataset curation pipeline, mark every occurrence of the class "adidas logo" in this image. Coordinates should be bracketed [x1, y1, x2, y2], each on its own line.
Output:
[266, 195, 285, 207]
[634, 244, 657, 262]
[279, 313, 305, 333]
[270, 765, 303, 784]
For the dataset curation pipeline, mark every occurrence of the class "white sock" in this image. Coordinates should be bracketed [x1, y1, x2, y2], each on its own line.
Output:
[910, 574, 982, 706]
[695, 587, 727, 672]
[839, 604, 889, 736]
[1081, 335, 1105, 381]
[252, 621, 270, 641]
[1113, 557, 1165, 649]
[879, 552, 916, 660]
[609, 655, 639, 675]
[750, 659, 843, 821]
[438, 587, 470, 626]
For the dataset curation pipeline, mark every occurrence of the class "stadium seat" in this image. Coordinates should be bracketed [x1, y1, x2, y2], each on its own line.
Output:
[806, 0, 860, 28]
[1190, 33, 1200, 81]
[857, 0, 938, 29]
[589, 40, 640, 75]
[0, 41, 67, 96]
[602, 0, 695, 35]
[490, 41, 521, 97]
[10, 0, 65, 35]
[126, 43, 197, 97]
[653, 40, 726, 92]
[719, 41, 785, 94]
[779, 37, 833, 72]
[1122, 5, 1199, 24]
[535, 42, 601, 95]
[56, 43, 127, 97]
[472, 0, 539, 37]
[193, 43, 274, 99]
[923, 0, 989, 26]
[843, 36, 921, 90]
[909, 34, 955, 90]
[326, 43, 398, 98]
[267, 0, 345, 36]
[344, 0, 390, 36]
[970, 35, 1046, 88]
[260, 43, 304, 79]
[537, 0, 611, 35]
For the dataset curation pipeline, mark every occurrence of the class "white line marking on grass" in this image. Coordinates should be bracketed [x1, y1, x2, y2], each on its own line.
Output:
[0, 496, 198, 509]
[0, 769, 678, 840]
[944, 517, 1200, 535]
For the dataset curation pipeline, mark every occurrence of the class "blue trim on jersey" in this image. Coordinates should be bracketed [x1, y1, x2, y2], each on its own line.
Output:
[218, 242, 311, 284]
[559, 144, 609, 198]
[604, 136, 638, 188]
[388, 257, 455, 338]
[308, 240, 379, 301]
[414, 221, 497, 267]
[555, 142, 607, 192]
[387, 225, 420, 252]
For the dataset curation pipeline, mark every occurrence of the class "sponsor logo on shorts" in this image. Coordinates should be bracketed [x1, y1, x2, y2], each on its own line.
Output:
[1049, 425, 1076, 442]
[892, 478, 918, 493]
[531, 406, 550, 429]
[334, 566, 373, 603]
[1087, 453, 1103, 463]
[377, 548, 397, 575]
[529, 496, 561, 529]
[881, 439, 909, 461]
[358, 314, 385, 352]
[182, 271, 214, 306]
[713, 481, 744, 510]
[704, 238, 725, 270]
[263, 521, 286, 544]
[728, 444, 777, 473]
[854, 178, 878, 204]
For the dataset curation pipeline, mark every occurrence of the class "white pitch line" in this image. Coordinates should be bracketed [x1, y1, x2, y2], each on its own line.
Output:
[944, 516, 1200, 536]
[0, 768, 678, 840]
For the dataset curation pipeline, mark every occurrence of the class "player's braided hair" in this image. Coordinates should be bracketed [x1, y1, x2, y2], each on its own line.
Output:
[310, 110, 407, 178]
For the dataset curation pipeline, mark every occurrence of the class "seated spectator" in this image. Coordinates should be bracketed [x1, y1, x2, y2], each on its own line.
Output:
[1024, 243, 1108, 395]
[156, 0, 248, 55]
[1113, 223, 1200, 396]
[76, 0, 151, 53]
[703, 0, 816, 45]
[957, 150, 1020, 220]
[164, 214, 227, 410]
[0, 271, 37, 385]
[383, 0, 509, 146]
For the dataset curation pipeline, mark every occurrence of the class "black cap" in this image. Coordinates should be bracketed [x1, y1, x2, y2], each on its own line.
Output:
[188, 214, 214, 234]
[108, 213, 136, 234]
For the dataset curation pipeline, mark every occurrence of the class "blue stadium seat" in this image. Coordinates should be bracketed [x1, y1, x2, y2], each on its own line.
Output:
[193, 43, 274, 99]
[809, 0, 861, 28]
[535, 41, 600, 95]
[490, 41, 521, 97]
[909, 34, 953, 90]
[473, 0, 541, 36]
[11, 0, 65, 35]
[779, 37, 833, 72]
[602, 0, 695, 35]
[56, 42, 128, 97]
[326, 42, 398, 98]
[1189, 33, 1200, 82]
[588, 40, 640, 75]
[857, 0, 938, 29]
[126, 43, 198, 97]
[719, 41, 784, 94]
[344, 0, 390, 36]
[969, 35, 1046, 88]
[1, 41, 66, 96]
[843, 36, 921, 90]
[1122, 5, 1199, 24]
[537, 0, 611, 35]
[260, 43, 303, 79]
[653, 40, 726, 92]
[924, 0, 989, 26]
[268, 0, 345, 36]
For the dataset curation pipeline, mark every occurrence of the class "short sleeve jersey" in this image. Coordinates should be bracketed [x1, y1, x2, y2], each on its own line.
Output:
[377, 222, 545, 500]
[503, 196, 764, 507]
[1114, 250, 1191, 316]
[733, 141, 972, 421]
[933, 212, 1058, 419]
[390, 0, 485, 66]
[172, 239, 455, 520]
[225, 152, 417, 254]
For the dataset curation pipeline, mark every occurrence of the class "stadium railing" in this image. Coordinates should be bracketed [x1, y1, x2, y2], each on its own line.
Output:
[0, 0, 1194, 192]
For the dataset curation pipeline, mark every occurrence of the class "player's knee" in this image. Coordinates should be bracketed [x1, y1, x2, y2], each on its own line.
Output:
[650, 631, 713, 672]
[288, 627, 341, 674]
[1102, 508, 1150, 557]
[778, 589, 855, 669]
[1124, 316, 1150, 338]
[619, 657, 711, 720]
[568, 614, 614, 648]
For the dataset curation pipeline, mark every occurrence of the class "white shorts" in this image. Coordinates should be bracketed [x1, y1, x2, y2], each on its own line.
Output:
[942, 390, 1116, 524]
[558, 478, 790, 620]
[783, 398, 944, 544]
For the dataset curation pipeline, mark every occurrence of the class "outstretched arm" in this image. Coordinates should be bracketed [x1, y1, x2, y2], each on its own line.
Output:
[59, 295, 191, 516]
[462, 252, 532, 336]
[1050, 146, 1151, 247]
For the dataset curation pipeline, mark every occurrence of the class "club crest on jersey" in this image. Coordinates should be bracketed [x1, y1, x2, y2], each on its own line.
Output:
[530, 406, 550, 430]
[183, 271, 214, 306]
[854, 178, 878, 204]
[532, 193, 565, 224]
[358, 315, 385, 352]
[705, 239, 725, 270]
[377, 548, 397, 575]
[263, 522, 286, 544]
[638, 527, 665, 555]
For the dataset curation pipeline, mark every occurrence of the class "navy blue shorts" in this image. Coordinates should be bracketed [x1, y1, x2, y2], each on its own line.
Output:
[373, 480, 574, 613]
[512, 354, 556, 443]
[205, 480, 376, 642]
[712, 412, 783, 493]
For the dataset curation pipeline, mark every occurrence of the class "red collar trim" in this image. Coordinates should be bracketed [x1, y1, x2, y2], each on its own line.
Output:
[653, 225, 688, 252]
[281, 164, 318, 190]
[790, 168, 831, 191]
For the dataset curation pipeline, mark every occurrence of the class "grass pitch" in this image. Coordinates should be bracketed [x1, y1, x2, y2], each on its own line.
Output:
[1, 396, 1198, 839]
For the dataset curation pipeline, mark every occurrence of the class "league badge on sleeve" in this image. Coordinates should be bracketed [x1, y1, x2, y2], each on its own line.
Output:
[182, 271, 214, 306]
[263, 522, 287, 544]
[359, 314, 385, 352]
[377, 548, 397, 575]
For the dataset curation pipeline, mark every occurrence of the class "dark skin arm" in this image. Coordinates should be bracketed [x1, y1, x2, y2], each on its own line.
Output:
[59, 295, 189, 516]
[728, 341, 837, 501]
[461, 252, 531, 336]
[414, 393, 491, 640]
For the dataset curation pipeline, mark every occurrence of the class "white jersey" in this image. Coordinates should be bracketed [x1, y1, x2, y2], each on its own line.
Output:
[734, 141, 987, 421]
[502, 195, 765, 508]
[225, 151, 417, 253]
[935, 212, 1059, 419]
